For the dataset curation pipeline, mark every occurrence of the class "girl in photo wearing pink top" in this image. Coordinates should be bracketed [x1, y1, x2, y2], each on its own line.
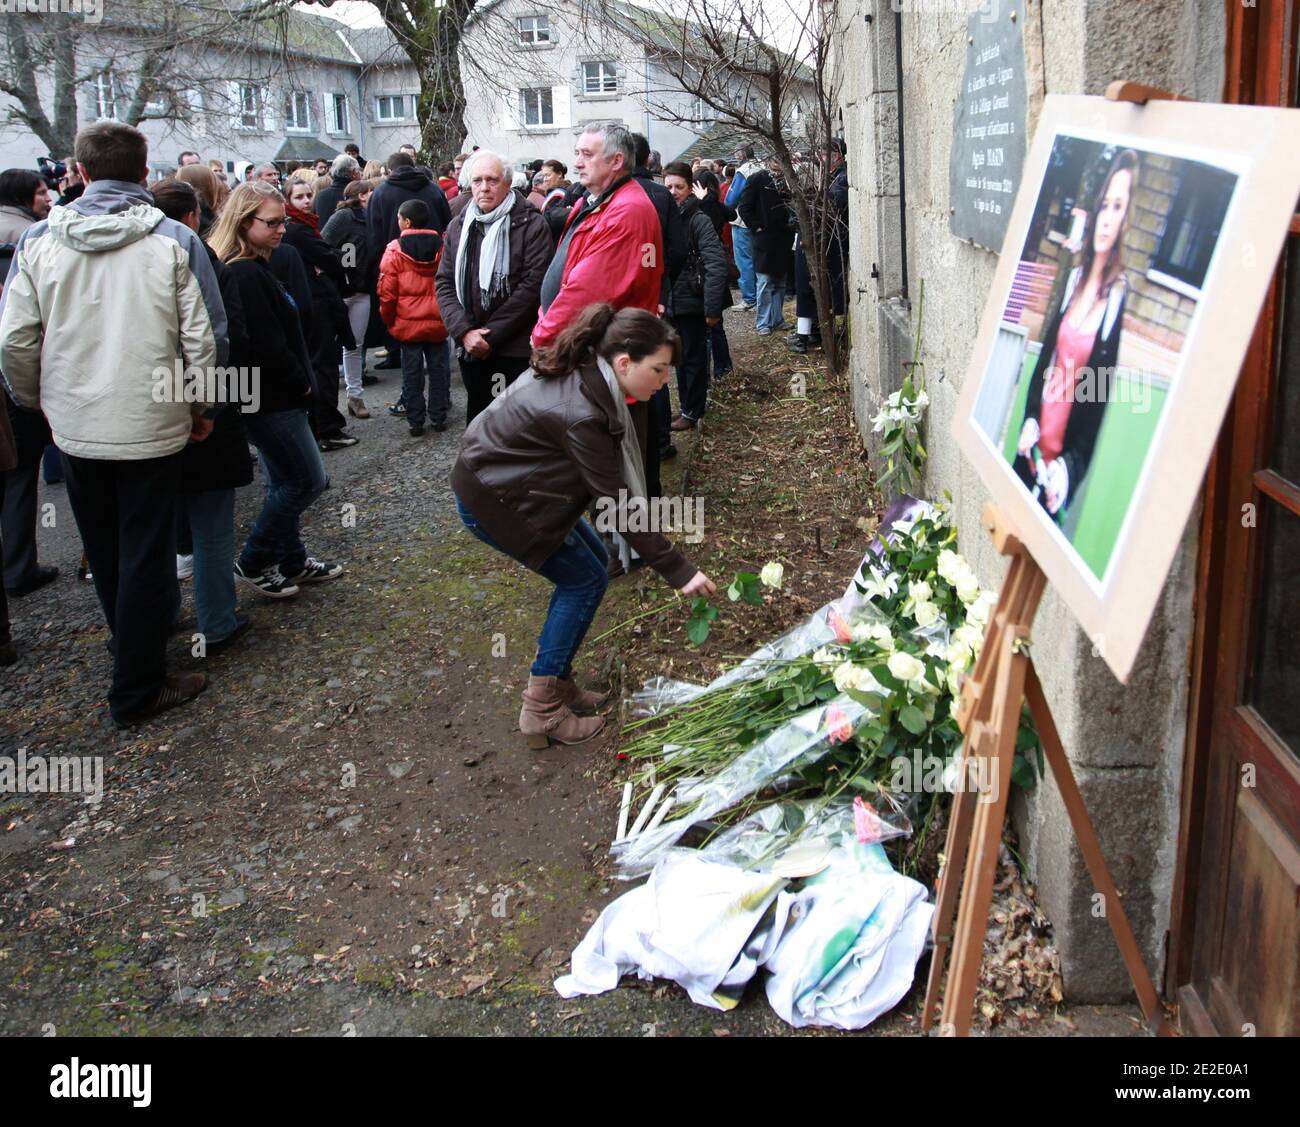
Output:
[1015, 149, 1139, 522]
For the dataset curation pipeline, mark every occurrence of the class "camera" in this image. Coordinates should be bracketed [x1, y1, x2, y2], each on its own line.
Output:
[36, 156, 67, 189]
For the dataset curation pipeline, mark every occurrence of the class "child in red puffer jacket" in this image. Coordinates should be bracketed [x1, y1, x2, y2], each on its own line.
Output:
[378, 198, 450, 437]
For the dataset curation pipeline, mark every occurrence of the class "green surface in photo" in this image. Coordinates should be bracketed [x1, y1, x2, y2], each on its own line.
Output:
[1002, 353, 1167, 580]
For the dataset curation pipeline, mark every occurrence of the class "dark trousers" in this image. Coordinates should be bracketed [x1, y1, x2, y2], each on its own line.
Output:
[459, 353, 530, 425]
[794, 242, 846, 321]
[0, 570, 9, 647]
[62, 450, 184, 721]
[41, 444, 63, 483]
[672, 314, 710, 422]
[176, 502, 193, 556]
[399, 340, 451, 428]
[710, 320, 733, 375]
[0, 461, 40, 589]
[307, 306, 348, 439]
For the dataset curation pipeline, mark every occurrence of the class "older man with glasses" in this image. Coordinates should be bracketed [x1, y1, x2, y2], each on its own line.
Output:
[434, 151, 553, 423]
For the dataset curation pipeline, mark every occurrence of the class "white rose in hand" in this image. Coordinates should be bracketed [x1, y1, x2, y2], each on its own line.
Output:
[759, 561, 784, 589]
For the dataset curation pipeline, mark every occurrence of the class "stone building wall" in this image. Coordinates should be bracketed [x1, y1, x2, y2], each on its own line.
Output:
[834, 0, 1225, 1000]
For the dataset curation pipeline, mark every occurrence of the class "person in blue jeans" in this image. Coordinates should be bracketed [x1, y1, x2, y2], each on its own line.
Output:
[209, 180, 345, 598]
[378, 199, 451, 437]
[452, 304, 715, 749]
[724, 147, 763, 309]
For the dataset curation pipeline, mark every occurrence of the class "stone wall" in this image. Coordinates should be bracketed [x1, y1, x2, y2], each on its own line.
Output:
[836, 0, 1225, 1001]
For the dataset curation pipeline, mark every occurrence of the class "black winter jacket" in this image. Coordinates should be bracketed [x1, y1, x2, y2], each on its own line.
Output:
[737, 169, 795, 276]
[320, 204, 377, 295]
[668, 197, 729, 320]
[368, 165, 451, 249]
[224, 257, 314, 415]
[182, 245, 253, 493]
[315, 173, 353, 221]
[283, 216, 355, 349]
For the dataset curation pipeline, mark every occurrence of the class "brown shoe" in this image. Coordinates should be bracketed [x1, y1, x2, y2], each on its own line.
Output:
[519, 674, 605, 748]
[670, 414, 696, 431]
[115, 672, 207, 728]
[347, 397, 371, 419]
[558, 675, 608, 716]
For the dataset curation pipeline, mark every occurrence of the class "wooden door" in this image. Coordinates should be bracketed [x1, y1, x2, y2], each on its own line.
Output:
[1170, 0, 1300, 1037]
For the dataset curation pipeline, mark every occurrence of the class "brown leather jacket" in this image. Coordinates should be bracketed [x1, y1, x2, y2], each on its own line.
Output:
[451, 360, 696, 587]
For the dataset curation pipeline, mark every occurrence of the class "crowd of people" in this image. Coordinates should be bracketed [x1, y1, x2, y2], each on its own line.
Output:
[0, 119, 848, 743]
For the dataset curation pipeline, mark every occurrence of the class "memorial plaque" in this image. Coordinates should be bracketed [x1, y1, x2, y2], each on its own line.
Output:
[949, 0, 1029, 252]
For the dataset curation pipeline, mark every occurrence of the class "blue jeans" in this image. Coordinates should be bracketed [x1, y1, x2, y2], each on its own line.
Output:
[455, 494, 608, 678]
[187, 488, 238, 643]
[755, 272, 787, 331]
[240, 409, 327, 577]
[401, 340, 451, 427]
[731, 225, 756, 306]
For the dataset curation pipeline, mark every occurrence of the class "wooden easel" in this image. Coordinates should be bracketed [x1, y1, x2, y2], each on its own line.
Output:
[920, 77, 1188, 1038]
[919, 504, 1168, 1036]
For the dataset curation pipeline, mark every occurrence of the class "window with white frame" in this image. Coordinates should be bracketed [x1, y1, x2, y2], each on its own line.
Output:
[376, 94, 407, 121]
[237, 84, 260, 129]
[285, 90, 312, 132]
[516, 15, 551, 44]
[582, 61, 618, 95]
[95, 72, 117, 120]
[330, 93, 349, 135]
[519, 87, 554, 127]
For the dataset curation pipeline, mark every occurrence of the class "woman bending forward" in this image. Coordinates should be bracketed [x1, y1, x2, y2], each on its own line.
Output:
[452, 304, 716, 748]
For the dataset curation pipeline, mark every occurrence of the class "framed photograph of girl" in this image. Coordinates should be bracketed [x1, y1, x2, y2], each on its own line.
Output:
[954, 94, 1300, 682]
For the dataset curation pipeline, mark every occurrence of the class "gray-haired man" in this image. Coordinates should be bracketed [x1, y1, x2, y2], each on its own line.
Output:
[435, 151, 553, 423]
[315, 154, 360, 219]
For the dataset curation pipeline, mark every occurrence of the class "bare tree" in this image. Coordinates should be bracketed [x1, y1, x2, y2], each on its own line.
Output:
[310, 0, 479, 165]
[0, 1, 327, 160]
[583, 0, 851, 372]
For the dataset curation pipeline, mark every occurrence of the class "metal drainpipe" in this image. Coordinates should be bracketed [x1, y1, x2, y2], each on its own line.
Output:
[353, 68, 367, 159]
[894, 2, 909, 303]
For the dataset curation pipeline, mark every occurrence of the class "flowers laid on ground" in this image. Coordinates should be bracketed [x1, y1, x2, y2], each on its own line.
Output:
[686, 561, 784, 645]
[620, 507, 1042, 874]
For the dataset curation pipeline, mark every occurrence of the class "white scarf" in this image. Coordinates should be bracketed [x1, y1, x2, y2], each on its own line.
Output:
[455, 190, 515, 310]
[596, 356, 647, 571]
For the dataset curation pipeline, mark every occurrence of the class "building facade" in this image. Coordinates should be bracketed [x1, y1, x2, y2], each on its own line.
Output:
[837, 0, 1298, 1036]
[0, 10, 422, 177]
[460, 0, 761, 166]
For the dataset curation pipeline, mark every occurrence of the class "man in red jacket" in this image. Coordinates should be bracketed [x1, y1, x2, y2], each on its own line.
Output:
[532, 122, 663, 349]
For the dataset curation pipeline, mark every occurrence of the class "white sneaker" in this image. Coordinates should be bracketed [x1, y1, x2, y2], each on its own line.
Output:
[177, 554, 194, 581]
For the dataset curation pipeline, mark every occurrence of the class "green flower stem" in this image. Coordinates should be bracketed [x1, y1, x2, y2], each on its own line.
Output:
[589, 597, 683, 645]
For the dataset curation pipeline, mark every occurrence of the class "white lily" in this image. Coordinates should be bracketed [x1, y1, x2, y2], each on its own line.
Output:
[860, 566, 899, 601]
